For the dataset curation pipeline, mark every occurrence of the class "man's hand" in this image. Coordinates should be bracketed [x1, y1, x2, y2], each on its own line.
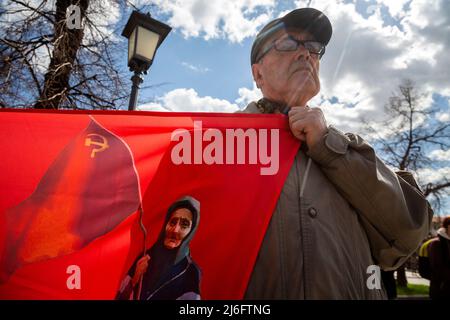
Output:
[132, 255, 150, 286]
[288, 106, 328, 148]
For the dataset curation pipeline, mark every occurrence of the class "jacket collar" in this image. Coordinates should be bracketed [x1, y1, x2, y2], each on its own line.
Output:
[255, 98, 289, 114]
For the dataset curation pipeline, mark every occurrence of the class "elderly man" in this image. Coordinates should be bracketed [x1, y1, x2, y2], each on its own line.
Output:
[242, 8, 431, 299]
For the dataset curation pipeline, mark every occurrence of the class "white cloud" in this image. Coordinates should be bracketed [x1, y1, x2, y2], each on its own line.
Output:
[138, 88, 240, 112]
[181, 61, 211, 73]
[83, 0, 121, 45]
[436, 112, 450, 122]
[139, 84, 265, 113]
[235, 83, 262, 107]
[430, 149, 450, 161]
[1, 0, 54, 26]
[136, 102, 171, 112]
[152, 0, 275, 42]
[417, 167, 450, 185]
[31, 45, 51, 74]
[310, 94, 366, 134]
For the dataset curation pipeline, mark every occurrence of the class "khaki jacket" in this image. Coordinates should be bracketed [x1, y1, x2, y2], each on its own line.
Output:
[242, 102, 432, 299]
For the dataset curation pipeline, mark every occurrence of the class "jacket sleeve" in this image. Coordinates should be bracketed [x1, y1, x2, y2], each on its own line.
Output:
[307, 125, 432, 270]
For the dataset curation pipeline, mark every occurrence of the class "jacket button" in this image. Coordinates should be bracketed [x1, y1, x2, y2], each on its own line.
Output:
[308, 207, 318, 218]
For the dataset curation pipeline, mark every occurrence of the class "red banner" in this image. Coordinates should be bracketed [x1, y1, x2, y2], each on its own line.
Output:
[0, 109, 299, 300]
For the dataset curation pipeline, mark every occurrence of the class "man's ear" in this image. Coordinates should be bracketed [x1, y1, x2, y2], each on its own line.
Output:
[252, 64, 263, 89]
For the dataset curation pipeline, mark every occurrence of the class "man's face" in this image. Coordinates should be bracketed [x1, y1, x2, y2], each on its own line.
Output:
[252, 29, 321, 107]
[163, 208, 193, 250]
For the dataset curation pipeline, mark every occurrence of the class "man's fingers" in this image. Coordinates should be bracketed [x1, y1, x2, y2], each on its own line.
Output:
[288, 110, 315, 126]
[289, 108, 325, 130]
[289, 118, 308, 141]
[288, 106, 327, 147]
[288, 107, 322, 120]
[288, 106, 309, 118]
[289, 112, 307, 126]
[295, 133, 306, 141]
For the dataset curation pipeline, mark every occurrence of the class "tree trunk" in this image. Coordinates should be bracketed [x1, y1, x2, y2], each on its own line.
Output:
[35, 0, 89, 109]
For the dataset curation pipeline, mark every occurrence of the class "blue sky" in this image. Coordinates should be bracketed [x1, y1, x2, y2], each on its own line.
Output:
[142, 32, 254, 103]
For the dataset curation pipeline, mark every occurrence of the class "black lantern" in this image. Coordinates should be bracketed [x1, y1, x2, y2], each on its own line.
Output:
[122, 11, 171, 110]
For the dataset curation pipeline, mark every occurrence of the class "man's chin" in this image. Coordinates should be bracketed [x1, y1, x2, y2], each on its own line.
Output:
[287, 85, 319, 106]
[291, 72, 318, 87]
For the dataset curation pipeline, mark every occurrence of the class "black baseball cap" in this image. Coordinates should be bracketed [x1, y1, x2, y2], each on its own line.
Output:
[251, 8, 332, 65]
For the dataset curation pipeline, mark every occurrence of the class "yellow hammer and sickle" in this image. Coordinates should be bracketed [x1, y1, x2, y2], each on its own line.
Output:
[84, 134, 109, 158]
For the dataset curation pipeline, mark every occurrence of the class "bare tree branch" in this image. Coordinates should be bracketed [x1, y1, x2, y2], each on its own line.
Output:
[363, 79, 450, 212]
[1, 0, 165, 110]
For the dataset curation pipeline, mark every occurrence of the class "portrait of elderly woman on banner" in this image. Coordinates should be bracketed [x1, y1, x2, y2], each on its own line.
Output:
[116, 196, 202, 300]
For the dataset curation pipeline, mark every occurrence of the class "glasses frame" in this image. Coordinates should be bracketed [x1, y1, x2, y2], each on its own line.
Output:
[255, 34, 326, 63]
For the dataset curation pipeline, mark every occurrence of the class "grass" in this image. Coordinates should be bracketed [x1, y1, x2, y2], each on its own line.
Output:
[397, 284, 429, 296]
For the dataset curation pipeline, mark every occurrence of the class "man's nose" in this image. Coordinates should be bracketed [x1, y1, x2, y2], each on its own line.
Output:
[293, 43, 310, 60]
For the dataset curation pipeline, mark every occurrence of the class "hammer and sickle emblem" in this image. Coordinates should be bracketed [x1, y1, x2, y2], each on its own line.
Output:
[84, 134, 109, 158]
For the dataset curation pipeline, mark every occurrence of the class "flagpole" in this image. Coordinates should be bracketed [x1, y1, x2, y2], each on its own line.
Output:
[136, 204, 147, 300]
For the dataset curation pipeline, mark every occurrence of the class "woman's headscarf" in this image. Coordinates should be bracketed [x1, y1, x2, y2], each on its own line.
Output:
[139, 196, 200, 299]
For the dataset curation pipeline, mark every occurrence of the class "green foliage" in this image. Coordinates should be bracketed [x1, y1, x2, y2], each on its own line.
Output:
[397, 284, 429, 296]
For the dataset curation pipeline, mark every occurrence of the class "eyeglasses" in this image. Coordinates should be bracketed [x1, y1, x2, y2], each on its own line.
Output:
[256, 35, 326, 62]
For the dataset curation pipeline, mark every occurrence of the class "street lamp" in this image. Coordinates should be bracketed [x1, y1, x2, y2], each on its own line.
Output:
[121, 11, 171, 111]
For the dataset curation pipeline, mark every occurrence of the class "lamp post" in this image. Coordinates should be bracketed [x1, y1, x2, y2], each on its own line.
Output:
[121, 11, 171, 111]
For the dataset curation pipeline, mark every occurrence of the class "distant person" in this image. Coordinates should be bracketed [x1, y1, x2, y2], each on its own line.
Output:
[381, 270, 397, 299]
[428, 216, 450, 299]
[116, 196, 201, 300]
[418, 237, 437, 280]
